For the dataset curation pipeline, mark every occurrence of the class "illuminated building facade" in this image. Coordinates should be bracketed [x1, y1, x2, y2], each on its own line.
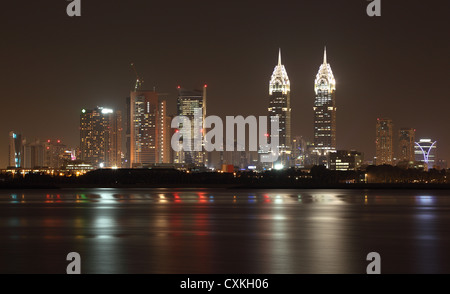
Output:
[375, 118, 394, 165]
[313, 48, 336, 165]
[414, 138, 437, 170]
[8, 131, 23, 168]
[174, 86, 207, 166]
[80, 107, 122, 168]
[129, 91, 168, 167]
[23, 138, 75, 169]
[398, 128, 415, 162]
[268, 49, 291, 167]
[44, 140, 67, 169]
[329, 150, 364, 171]
[291, 136, 307, 168]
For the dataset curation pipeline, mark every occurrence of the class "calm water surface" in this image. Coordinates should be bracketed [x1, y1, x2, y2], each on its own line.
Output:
[1, 188, 450, 274]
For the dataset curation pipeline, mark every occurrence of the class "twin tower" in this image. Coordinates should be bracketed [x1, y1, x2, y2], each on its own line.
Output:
[268, 48, 336, 167]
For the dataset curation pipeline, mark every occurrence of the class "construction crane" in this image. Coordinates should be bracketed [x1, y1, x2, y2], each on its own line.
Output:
[131, 62, 144, 91]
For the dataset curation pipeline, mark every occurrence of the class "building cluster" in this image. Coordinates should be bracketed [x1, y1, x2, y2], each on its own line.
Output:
[375, 119, 446, 170]
[5, 48, 447, 175]
[8, 132, 76, 169]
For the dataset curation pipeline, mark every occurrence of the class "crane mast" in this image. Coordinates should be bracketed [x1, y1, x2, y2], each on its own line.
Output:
[131, 63, 143, 91]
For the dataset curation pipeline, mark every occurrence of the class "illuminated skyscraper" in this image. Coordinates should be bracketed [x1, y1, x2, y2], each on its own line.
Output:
[414, 138, 437, 170]
[268, 49, 291, 167]
[313, 47, 336, 165]
[8, 131, 23, 168]
[44, 139, 67, 169]
[80, 107, 122, 168]
[398, 128, 415, 162]
[375, 118, 394, 165]
[129, 91, 168, 167]
[174, 86, 207, 166]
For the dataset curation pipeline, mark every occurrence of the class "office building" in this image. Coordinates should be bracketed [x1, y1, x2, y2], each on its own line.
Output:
[375, 118, 393, 165]
[174, 86, 207, 166]
[268, 49, 291, 167]
[329, 150, 364, 171]
[8, 131, 23, 168]
[313, 47, 337, 166]
[398, 128, 415, 162]
[128, 90, 168, 167]
[80, 107, 122, 168]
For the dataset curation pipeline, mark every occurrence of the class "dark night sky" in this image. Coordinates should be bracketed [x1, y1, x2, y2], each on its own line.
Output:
[1, 0, 449, 168]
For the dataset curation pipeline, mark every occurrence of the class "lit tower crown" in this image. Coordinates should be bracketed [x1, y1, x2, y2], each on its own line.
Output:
[267, 49, 291, 168]
[314, 47, 336, 95]
[269, 49, 290, 95]
[312, 47, 337, 164]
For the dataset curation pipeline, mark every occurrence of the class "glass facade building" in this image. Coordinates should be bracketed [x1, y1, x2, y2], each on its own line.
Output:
[174, 86, 207, 166]
[313, 48, 336, 165]
[398, 128, 416, 162]
[268, 49, 291, 167]
[9, 131, 23, 168]
[128, 91, 169, 167]
[80, 107, 122, 168]
[375, 118, 394, 165]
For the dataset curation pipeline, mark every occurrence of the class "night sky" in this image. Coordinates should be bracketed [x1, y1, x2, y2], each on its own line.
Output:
[1, 0, 449, 168]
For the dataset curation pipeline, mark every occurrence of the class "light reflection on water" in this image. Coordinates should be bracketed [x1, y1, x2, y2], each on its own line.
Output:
[1, 189, 357, 204]
[0, 188, 450, 274]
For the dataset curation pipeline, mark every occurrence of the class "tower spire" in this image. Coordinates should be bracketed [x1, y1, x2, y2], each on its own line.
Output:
[323, 46, 327, 65]
[278, 48, 282, 66]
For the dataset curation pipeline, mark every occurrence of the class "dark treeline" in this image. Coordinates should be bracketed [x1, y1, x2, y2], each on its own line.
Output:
[0, 165, 449, 189]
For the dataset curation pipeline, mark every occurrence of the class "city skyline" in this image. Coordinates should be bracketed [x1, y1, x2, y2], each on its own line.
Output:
[1, 1, 449, 168]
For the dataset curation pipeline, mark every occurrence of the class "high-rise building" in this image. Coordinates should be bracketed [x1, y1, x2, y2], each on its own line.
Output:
[128, 91, 168, 167]
[291, 136, 307, 168]
[8, 131, 23, 168]
[22, 138, 75, 169]
[398, 128, 415, 162]
[23, 139, 44, 169]
[80, 107, 122, 168]
[44, 139, 67, 169]
[268, 49, 291, 167]
[313, 47, 336, 165]
[158, 99, 171, 164]
[375, 118, 394, 165]
[414, 138, 437, 170]
[125, 96, 131, 167]
[174, 86, 207, 166]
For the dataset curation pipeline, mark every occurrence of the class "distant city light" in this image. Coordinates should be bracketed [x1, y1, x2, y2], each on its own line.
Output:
[274, 164, 284, 170]
[101, 108, 113, 114]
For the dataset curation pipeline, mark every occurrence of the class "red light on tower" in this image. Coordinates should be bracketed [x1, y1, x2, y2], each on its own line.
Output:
[177, 85, 181, 89]
[204, 84, 208, 88]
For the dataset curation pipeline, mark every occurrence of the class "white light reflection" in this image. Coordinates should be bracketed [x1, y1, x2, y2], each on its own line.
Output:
[96, 189, 117, 204]
[416, 196, 435, 205]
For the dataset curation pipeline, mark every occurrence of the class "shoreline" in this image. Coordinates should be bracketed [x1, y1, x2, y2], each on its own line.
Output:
[1, 183, 450, 190]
